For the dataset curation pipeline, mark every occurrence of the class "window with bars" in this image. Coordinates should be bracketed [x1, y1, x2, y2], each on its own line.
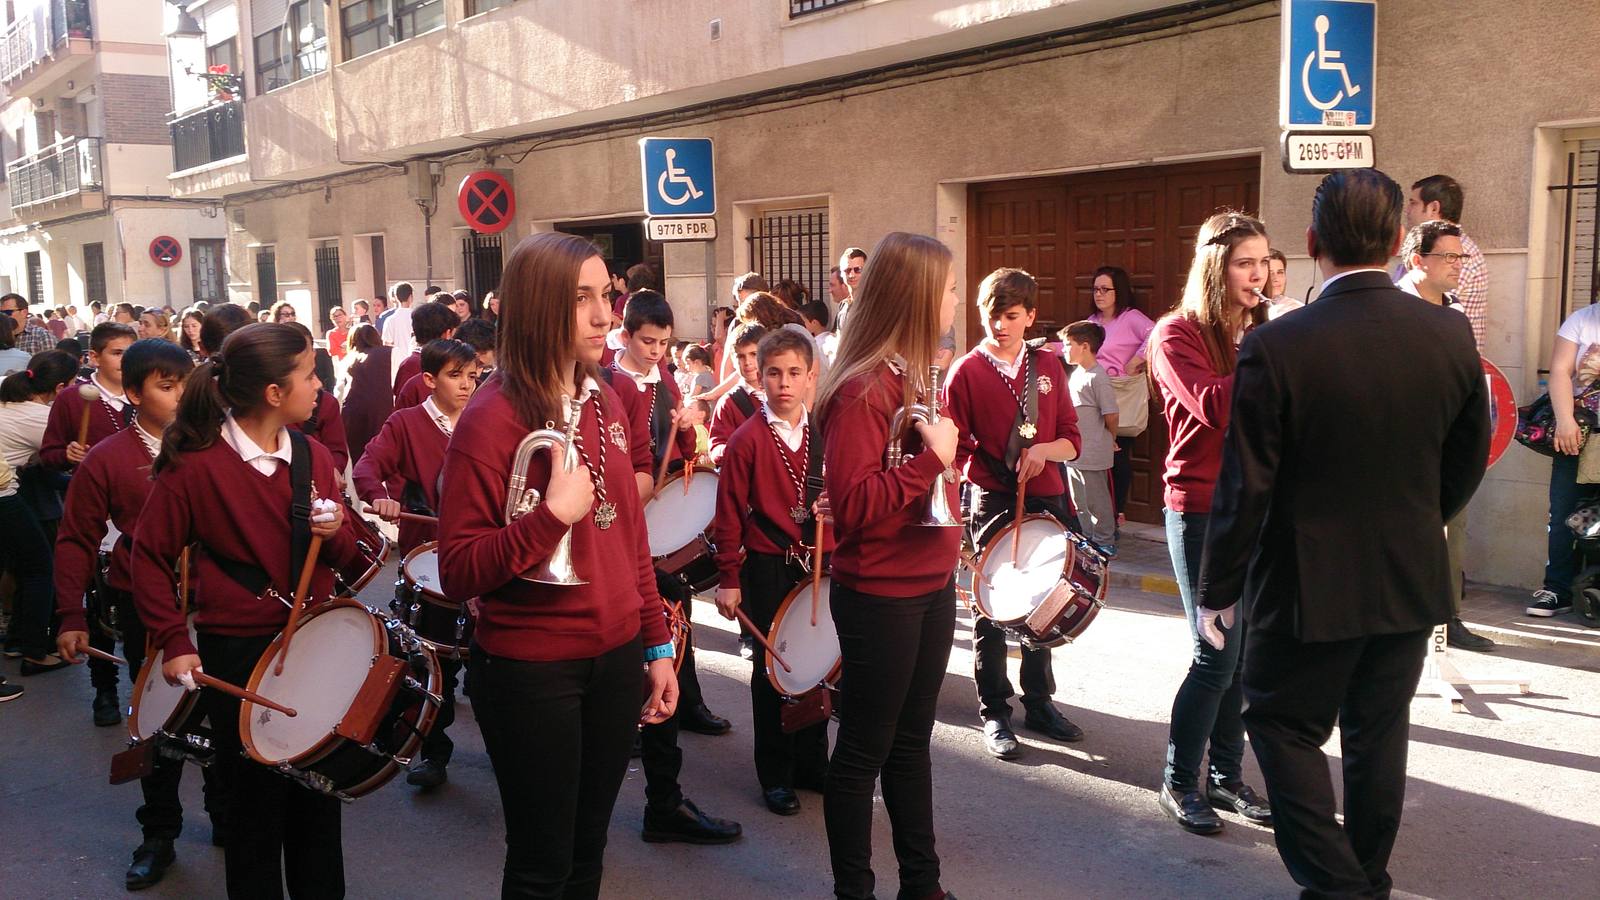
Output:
[83, 242, 106, 306]
[256, 246, 278, 307]
[746, 208, 830, 309]
[789, 0, 861, 17]
[1553, 139, 1599, 323]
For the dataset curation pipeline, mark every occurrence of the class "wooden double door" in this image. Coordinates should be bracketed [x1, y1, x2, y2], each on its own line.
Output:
[966, 157, 1260, 525]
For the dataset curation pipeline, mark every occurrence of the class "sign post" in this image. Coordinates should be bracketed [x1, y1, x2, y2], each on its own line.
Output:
[1279, 0, 1377, 174]
[639, 137, 719, 336]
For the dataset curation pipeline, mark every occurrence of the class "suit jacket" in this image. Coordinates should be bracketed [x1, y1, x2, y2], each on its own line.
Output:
[1197, 270, 1490, 642]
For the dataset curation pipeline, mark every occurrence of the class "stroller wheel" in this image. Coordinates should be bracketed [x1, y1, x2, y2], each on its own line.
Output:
[1579, 588, 1600, 628]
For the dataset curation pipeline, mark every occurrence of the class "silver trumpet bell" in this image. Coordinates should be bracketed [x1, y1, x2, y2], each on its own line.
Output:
[505, 394, 591, 585]
[886, 365, 961, 528]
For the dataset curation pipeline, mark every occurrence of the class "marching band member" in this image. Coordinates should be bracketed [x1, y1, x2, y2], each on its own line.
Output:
[436, 233, 676, 897]
[604, 289, 742, 845]
[712, 328, 832, 816]
[396, 317, 497, 407]
[816, 232, 961, 900]
[131, 323, 359, 897]
[943, 268, 1085, 760]
[54, 339, 214, 889]
[285, 322, 351, 472]
[40, 322, 137, 469]
[352, 338, 481, 789]
[706, 323, 767, 466]
[391, 300, 461, 405]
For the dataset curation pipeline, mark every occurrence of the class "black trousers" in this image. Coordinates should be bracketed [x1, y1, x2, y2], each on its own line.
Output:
[0, 494, 54, 657]
[88, 580, 141, 692]
[740, 552, 829, 791]
[196, 632, 344, 900]
[467, 637, 643, 900]
[967, 487, 1072, 721]
[420, 656, 461, 764]
[638, 572, 693, 812]
[1111, 436, 1135, 516]
[1242, 627, 1429, 899]
[824, 580, 956, 900]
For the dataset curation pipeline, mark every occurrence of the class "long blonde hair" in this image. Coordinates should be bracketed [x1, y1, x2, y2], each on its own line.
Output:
[816, 232, 952, 423]
[1166, 211, 1268, 376]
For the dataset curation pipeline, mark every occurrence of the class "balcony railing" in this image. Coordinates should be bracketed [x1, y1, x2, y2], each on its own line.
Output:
[789, 0, 861, 17]
[5, 136, 103, 209]
[0, 0, 91, 84]
[171, 100, 246, 172]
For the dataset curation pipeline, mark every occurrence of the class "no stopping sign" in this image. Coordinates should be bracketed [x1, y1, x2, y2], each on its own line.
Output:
[458, 171, 516, 234]
[150, 236, 182, 267]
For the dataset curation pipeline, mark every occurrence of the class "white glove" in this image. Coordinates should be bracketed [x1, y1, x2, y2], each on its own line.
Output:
[311, 498, 338, 524]
[177, 667, 202, 692]
[1198, 605, 1236, 651]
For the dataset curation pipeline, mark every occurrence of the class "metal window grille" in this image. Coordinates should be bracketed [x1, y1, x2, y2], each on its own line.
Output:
[789, 0, 861, 17]
[746, 208, 830, 308]
[1553, 140, 1599, 323]
[171, 99, 246, 172]
[25, 251, 42, 303]
[83, 242, 106, 305]
[461, 233, 503, 305]
[256, 247, 278, 306]
[313, 243, 343, 325]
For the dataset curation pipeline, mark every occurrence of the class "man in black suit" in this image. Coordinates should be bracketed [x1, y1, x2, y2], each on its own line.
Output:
[1195, 168, 1490, 899]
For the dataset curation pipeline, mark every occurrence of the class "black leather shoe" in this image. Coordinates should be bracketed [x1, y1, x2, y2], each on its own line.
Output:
[642, 798, 742, 844]
[680, 702, 732, 736]
[1023, 705, 1085, 742]
[126, 838, 175, 890]
[92, 688, 121, 727]
[406, 759, 448, 789]
[1207, 782, 1272, 826]
[1446, 617, 1496, 652]
[1158, 785, 1223, 835]
[982, 717, 1022, 760]
[763, 787, 801, 816]
[20, 654, 70, 675]
[210, 821, 229, 849]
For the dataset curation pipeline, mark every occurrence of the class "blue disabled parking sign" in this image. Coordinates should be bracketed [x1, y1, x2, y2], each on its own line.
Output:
[1280, 0, 1375, 130]
[640, 138, 716, 217]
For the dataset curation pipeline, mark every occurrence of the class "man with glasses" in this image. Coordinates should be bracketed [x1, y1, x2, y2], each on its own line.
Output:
[1399, 219, 1495, 652]
[832, 247, 866, 336]
[0, 293, 54, 354]
[1397, 175, 1487, 351]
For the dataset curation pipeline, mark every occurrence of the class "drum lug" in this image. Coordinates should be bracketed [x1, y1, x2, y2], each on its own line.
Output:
[408, 600, 422, 627]
[404, 676, 445, 707]
[454, 614, 467, 645]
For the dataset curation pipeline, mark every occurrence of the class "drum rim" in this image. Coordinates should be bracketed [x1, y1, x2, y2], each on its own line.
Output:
[764, 576, 841, 698]
[338, 530, 393, 596]
[340, 643, 443, 799]
[239, 597, 386, 767]
[399, 540, 457, 607]
[129, 647, 199, 744]
[970, 513, 1073, 626]
[643, 465, 719, 558]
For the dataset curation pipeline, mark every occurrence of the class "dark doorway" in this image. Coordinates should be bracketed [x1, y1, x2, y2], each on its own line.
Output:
[555, 218, 661, 287]
[461, 232, 503, 305]
[313, 241, 343, 326]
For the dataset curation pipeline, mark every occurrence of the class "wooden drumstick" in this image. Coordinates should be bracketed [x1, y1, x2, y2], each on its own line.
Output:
[398, 511, 438, 525]
[683, 454, 695, 495]
[79, 645, 127, 666]
[1010, 477, 1028, 568]
[810, 516, 824, 628]
[192, 671, 297, 717]
[178, 546, 191, 619]
[654, 432, 678, 492]
[733, 607, 793, 673]
[75, 382, 98, 447]
[273, 534, 323, 676]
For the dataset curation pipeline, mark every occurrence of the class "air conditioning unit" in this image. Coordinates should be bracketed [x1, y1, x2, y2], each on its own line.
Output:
[407, 162, 436, 203]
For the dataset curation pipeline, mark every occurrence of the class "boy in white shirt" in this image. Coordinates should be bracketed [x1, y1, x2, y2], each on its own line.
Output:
[1061, 321, 1120, 553]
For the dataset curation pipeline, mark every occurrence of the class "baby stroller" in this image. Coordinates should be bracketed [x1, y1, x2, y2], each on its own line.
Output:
[1563, 502, 1600, 627]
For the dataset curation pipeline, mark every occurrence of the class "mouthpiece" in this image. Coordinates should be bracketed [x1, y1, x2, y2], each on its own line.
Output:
[77, 383, 99, 401]
[1251, 288, 1269, 302]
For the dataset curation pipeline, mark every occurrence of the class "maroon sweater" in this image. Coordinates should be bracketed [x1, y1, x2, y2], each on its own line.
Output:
[131, 437, 360, 659]
[437, 378, 670, 661]
[54, 427, 155, 633]
[288, 390, 350, 471]
[341, 347, 394, 464]
[1148, 315, 1235, 513]
[394, 372, 429, 410]
[945, 346, 1081, 498]
[40, 377, 126, 470]
[607, 362, 697, 470]
[713, 410, 835, 588]
[351, 404, 446, 552]
[707, 386, 757, 466]
[823, 365, 961, 597]
[392, 351, 422, 403]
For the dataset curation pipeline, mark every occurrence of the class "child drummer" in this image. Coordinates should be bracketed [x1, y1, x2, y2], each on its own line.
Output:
[713, 328, 834, 816]
[706, 323, 767, 466]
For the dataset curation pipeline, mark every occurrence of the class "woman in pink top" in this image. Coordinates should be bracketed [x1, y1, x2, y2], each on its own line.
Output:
[1087, 266, 1155, 526]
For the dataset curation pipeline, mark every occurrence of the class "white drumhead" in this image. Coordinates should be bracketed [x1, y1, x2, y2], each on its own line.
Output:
[769, 577, 840, 697]
[133, 649, 188, 741]
[975, 517, 1071, 623]
[246, 605, 377, 763]
[403, 544, 442, 598]
[644, 470, 720, 558]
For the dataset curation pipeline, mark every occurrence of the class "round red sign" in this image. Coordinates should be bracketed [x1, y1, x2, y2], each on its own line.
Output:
[150, 236, 183, 267]
[1482, 357, 1516, 469]
[458, 171, 516, 235]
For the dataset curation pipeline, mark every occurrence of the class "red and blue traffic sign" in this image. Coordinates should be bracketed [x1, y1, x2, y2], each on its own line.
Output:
[458, 170, 516, 234]
[149, 236, 183, 267]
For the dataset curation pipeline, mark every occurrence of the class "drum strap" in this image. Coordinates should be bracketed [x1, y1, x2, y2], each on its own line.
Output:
[287, 429, 313, 598]
[980, 341, 1045, 490]
[398, 480, 435, 516]
[729, 386, 756, 419]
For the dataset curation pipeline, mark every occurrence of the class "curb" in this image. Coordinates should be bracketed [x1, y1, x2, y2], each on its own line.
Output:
[1108, 568, 1180, 597]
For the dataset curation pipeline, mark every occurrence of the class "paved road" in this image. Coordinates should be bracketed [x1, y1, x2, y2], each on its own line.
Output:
[3, 560, 1597, 899]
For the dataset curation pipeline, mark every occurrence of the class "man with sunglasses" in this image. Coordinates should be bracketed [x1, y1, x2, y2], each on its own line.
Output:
[1398, 218, 1494, 652]
[831, 247, 867, 336]
[1, 293, 54, 355]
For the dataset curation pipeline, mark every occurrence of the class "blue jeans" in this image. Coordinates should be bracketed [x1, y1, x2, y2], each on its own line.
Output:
[1162, 509, 1246, 794]
[1544, 452, 1600, 601]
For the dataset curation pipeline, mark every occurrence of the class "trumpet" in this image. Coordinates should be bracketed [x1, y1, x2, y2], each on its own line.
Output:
[886, 365, 961, 528]
[506, 393, 591, 585]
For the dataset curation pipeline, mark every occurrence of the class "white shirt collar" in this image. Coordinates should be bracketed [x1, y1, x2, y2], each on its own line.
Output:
[762, 401, 808, 452]
[221, 412, 293, 472]
[421, 396, 454, 437]
[605, 328, 626, 351]
[90, 373, 126, 410]
[613, 356, 661, 390]
[884, 354, 908, 376]
[132, 418, 163, 459]
[977, 343, 1024, 380]
[559, 378, 602, 425]
[1318, 267, 1388, 294]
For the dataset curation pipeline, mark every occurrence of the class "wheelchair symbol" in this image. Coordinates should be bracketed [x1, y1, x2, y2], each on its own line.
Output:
[655, 149, 705, 207]
[1300, 14, 1363, 112]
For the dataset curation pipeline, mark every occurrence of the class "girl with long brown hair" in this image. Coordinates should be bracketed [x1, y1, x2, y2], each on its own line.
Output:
[1148, 211, 1274, 835]
[436, 232, 676, 898]
[816, 231, 961, 900]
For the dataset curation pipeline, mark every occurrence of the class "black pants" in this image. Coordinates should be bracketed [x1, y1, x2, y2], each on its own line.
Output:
[1111, 436, 1135, 516]
[0, 494, 54, 657]
[658, 571, 706, 713]
[968, 487, 1071, 721]
[1242, 627, 1429, 899]
[741, 552, 829, 791]
[467, 637, 643, 900]
[88, 582, 141, 691]
[196, 632, 344, 900]
[639, 572, 693, 812]
[824, 580, 956, 900]
[420, 656, 461, 764]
